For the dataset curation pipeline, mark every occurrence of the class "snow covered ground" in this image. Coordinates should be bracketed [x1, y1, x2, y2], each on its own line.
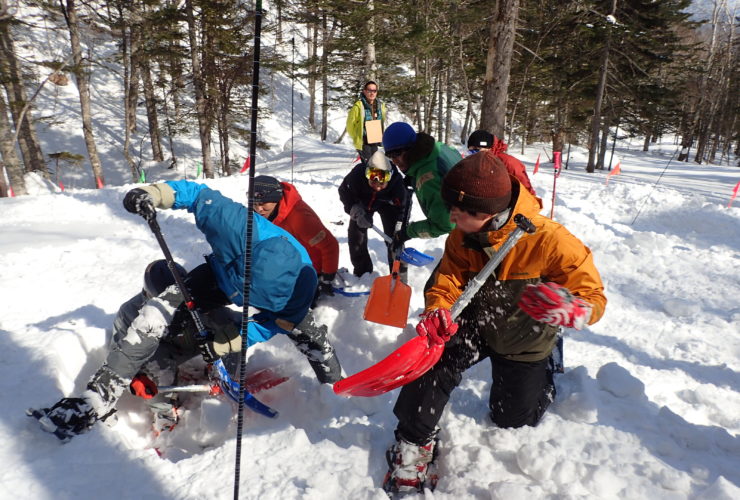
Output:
[1, 133, 739, 499]
[1, 3, 739, 496]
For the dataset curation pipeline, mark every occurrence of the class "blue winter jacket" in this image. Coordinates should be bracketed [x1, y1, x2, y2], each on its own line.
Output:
[165, 180, 316, 345]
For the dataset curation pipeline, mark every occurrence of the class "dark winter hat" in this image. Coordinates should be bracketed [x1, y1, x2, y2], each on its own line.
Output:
[252, 175, 283, 203]
[467, 130, 494, 150]
[143, 259, 187, 298]
[382, 122, 417, 154]
[441, 151, 512, 214]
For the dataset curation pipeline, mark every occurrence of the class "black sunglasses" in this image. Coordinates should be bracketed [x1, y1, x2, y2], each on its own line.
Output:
[385, 149, 407, 159]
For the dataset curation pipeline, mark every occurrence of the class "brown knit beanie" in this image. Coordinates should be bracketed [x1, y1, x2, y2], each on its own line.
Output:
[441, 150, 512, 214]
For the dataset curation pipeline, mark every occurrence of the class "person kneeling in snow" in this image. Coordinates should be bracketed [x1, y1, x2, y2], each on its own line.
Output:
[383, 151, 606, 494]
[32, 180, 342, 442]
[251, 175, 340, 306]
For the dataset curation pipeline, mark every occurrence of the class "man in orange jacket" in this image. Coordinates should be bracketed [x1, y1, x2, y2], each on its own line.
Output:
[383, 151, 606, 494]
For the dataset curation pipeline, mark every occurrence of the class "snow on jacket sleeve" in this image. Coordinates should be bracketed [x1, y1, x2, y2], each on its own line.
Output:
[537, 224, 606, 325]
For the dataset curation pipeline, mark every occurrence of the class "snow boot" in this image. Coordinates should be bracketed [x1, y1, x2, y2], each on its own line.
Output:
[289, 316, 343, 384]
[27, 393, 108, 442]
[149, 397, 181, 435]
[383, 434, 439, 495]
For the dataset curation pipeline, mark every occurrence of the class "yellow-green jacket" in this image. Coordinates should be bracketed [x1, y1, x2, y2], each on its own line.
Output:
[346, 97, 387, 150]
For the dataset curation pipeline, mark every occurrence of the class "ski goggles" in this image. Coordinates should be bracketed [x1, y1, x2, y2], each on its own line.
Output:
[365, 167, 391, 184]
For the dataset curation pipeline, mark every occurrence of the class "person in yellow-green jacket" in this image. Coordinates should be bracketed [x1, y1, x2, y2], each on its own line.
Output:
[346, 80, 387, 164]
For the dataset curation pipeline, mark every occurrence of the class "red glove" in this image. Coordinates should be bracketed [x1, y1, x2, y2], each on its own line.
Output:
[518, 282, 592, 330]
[416, 308, 459, 345]
[130, 373, 158, 399]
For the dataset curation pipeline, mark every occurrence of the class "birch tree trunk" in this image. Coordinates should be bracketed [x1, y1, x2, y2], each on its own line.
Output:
[116, 2, 137, 180]
[0, 90, 26, 195]
[480, 0, 519, 138]
[141, 60, 163, 161]
[0, 11, 47, 178]
[184, 0, 213, 178]
[307, 17, 317, 130]
[62, 0, 105, 188]
[364, 0, 376, 81]
[586, 0, 617, 173]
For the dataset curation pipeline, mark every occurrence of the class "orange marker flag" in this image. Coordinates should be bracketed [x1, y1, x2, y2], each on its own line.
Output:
[728, 181, 740, 208]
[605, 162, 621, 185]
[533, 153, 540, 175]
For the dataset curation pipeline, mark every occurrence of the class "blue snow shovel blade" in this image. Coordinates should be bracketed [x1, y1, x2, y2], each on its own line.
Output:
[213, 359, 278, 418]
[332, 286, 371, 297]
[400, 247, 435, 267]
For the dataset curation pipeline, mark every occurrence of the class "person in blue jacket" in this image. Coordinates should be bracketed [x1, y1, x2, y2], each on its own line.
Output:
[31, 180, 342, 442]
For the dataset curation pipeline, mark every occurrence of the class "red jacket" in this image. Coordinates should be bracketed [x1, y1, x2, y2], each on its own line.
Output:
[490, 137, 536, 196]
[272, 182, 339, 276]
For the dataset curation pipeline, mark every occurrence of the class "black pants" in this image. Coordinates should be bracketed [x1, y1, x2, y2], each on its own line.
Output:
[394, 326, 555, 445]
[348, 204, 402, 277]
[358, 141, 380, 165]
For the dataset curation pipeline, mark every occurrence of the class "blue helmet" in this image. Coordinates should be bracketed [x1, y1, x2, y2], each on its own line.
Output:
[382, 122, 417, 154]
[143, 259, 187, 298]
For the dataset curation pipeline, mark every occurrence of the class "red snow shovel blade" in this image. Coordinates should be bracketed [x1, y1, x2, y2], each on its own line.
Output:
[333, 336, 444, 397]
[363, 261, 411, 328]
[244, 367, 290, 393]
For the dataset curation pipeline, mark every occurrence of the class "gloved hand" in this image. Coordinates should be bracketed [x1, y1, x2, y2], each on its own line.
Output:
[196, 334, 220, 363]
[390, 227, 410, 256]
[416, 308, 459, 345]
[349, 203, 373, 229]
[123, 188, 156, 220]
[129, 373, 158, 399]
[518, 282, 592, 330]
[318, 273, 335, 297]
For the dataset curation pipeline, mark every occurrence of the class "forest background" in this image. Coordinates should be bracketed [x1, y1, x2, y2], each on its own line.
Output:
[0, 0, 738, 196]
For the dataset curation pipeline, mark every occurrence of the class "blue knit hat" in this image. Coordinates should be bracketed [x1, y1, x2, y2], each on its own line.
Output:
[382, 122, 417, 154]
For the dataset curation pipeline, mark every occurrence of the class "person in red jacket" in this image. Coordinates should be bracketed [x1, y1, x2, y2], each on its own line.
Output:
[253, 176, 340, 304]
[467, 130, 536, 196]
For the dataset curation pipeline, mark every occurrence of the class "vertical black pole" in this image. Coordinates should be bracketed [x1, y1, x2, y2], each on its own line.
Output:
[235, 1, 262, 499]
[291, 36, 295, 183]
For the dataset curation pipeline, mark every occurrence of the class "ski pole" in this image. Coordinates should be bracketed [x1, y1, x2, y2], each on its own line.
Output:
[236, 2, 264, 498]
[450, 215, 536, 320]
[290, 36, 295, 184]
[549, 151, 562, 219]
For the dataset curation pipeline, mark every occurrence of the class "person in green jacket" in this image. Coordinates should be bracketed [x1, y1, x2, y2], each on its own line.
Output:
[346, 81, 387, 164]
[381, 122, 462, 248]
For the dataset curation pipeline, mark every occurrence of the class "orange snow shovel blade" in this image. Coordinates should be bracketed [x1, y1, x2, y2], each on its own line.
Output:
[363, 261, 411, 328]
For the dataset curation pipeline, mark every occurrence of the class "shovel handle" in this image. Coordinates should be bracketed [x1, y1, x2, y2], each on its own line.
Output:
[372, 225, 393, 243]
[450, 214, 536, 321]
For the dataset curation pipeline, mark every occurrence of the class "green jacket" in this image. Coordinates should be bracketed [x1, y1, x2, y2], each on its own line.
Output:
[404, 133, 462, 239]
[346, 97, 387, 150]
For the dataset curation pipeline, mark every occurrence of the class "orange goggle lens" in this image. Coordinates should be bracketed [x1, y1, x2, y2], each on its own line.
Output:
[365, 167, 391, 183]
